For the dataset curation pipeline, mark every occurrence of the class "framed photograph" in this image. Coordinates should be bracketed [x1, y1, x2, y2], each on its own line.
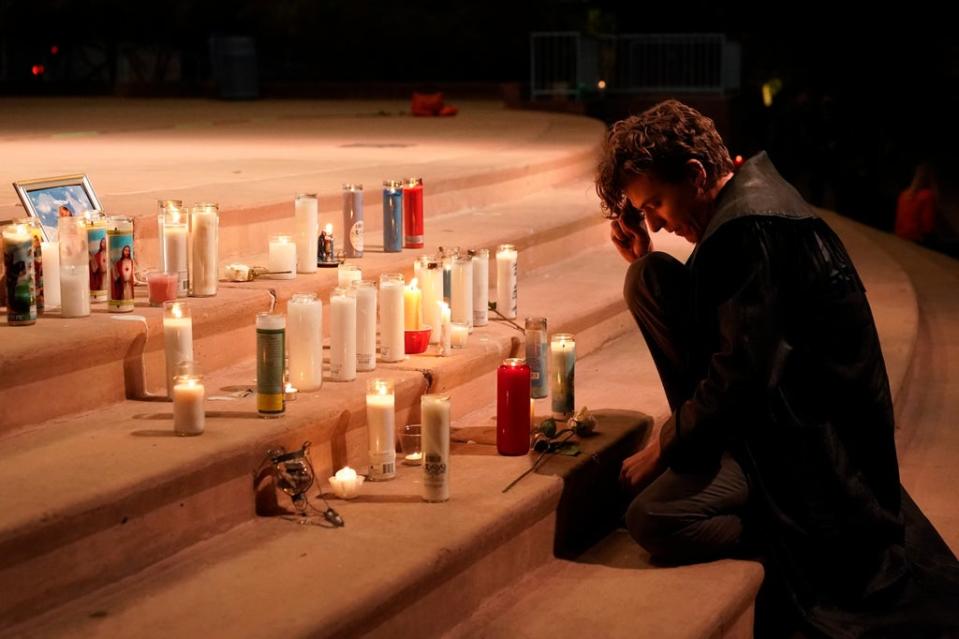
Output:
[12, 174, 103, 242]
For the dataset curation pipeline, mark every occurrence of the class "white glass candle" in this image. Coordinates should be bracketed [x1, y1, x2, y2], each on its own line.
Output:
[353, 280, 377, 372]
[471, 248, 489, 327]
[268, 234, 296, 280]
[40, 241, 60, 309]
[496, 244, 518, 319]
[420, 258, 443, 344]
[162, 206, 189, 296]
[163, 301, 194, 397]
[366, 379, 396, 481]
[58, 217, 90, 318]
[337, 263, 361, 289]
[329, 466, 364, 499]
[550, 333, 576, 418]
[421, 393, 451, 502]
[190, 203, 219, 297]
[451, 322, 469, 348]
[173, 368, 205, 436]
[287, 293, 323, 392]
[157, 200, 182, 275]
[330, 287, 357, 382]
[379, 273, 406, 362]
[451, 254, 473, 331]
[438, 301, 452, 357]
[294, 193, 318, 274]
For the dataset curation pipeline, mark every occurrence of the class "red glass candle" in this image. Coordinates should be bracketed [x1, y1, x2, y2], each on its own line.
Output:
[497, 358, 531, 456]
[403, 177, 424, 249]
[147, 271, 179, 306]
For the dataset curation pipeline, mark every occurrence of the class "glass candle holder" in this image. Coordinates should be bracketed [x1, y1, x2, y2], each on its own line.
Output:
[173, 361, 205, 436]
[366, 379, 396, 481]
[400, 425, 423, 466]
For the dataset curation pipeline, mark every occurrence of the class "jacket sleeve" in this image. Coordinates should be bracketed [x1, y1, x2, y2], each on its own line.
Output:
[659, 220, 788, 461]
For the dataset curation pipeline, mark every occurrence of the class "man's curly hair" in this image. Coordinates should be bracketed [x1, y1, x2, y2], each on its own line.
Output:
[596, 100, 734, 218]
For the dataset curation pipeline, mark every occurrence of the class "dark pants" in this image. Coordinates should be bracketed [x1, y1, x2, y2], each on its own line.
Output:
[623, 252, 751, 564]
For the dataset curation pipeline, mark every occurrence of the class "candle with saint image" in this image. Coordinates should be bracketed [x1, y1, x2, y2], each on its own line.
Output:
[330, 286, 357, 382]
[420, 257, 443, 344]
[268, 234, 296, 279]
[526, 317, 549, 399]
[294, 193, 318, 274]
[190, 203, 219, 297]
[337, 263, 361, 289]
[85, 211, 109, 302]
[256, 312, 286, 417]
[380, 273, 406, 362]
[106, 216, 135, 313]
[496, 244, 518, 319]
[421, 393, 451, 502]
[287, 293, 323, 392]
[353, 280, 377, 372]
[3, 224, 36, 325]
[550, 333, 576, 417]
[161, 206, 189, 297]
[366, 379, 397, 480]
[41, 240, 60, 309]
[470, 248, 489, 327]
[173, 364, 205, 436]
[58, 216, 90, 318]
[318, 223, 335, 263]
[342, 184, 364, 258]
[438, 301, 452, 357]
[497, 358, 531, 455]
[451, 254, 473, 330]
[163, 302, 194, 398]
[19, 218, 44, 313]
[404, 277, 422, 330]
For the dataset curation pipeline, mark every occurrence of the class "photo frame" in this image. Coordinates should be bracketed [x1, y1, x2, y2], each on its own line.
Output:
[12, 174, 103, 242]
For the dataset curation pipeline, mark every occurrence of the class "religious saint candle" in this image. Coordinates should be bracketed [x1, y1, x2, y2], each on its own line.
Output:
[366, 379, 397, 481]
[382, 180, 403, 253]
[420, 258, 443, 344]
[496, 244, 518, 319]
[294, 193, 318, 274]
[450, 322, 469, 348]
[330, 287, 357, 382]
[173, 365, 205, 436]
[470, 248, 489, 327]
[19, 218, 44, 313]
[3, 224, 36, 325]
[256, 312, 286, 417]
[550, 333, 576, 418]
[337, 263, 361, 289]
[268, 234, 296, 280]
[41, 239, 60, 310]
[451, 253, 473, 331]
[287, 293, 323, 392]
[403, 177, 424, 249]
[497, 358, 531, 456]
[525, 317, 549, 399]
[106, 217, 135, 313]
[86, 211, 109, 302]
[318, 223, 335, 265]
[190, 202, 219, 297]
[421, 393, 451, 502]
[404, 277, 422, 330]
[353, 280, 377, 372]
[342, 184, 364, 258]
[58, 216, 90, 318]
[438, 301, 452, 357]
[380, 273, 406, 362]
[161, 206, 188, 297]
[157, 199, 182, 274]
[163, 301, 194, 398]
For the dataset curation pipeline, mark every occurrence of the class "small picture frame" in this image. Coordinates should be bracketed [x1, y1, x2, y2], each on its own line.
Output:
[12, 174, 103, 242]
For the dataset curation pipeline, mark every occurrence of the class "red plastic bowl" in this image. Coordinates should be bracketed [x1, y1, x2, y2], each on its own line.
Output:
[404, 326, 432, 355]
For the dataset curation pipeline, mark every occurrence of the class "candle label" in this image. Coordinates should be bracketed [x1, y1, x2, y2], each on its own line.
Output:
[256, 327, 286, 415]
[382, 189, 403, 253]
[424, 453, 447, 486]
[23, 225, 44, 313]
[527, 336, 549, 399]
[107, 227, 135, 312]
[87, 225, 108, 301]
[369, 454, 396, 481]
[4, 237, 37, 324]
[551, 352, 575, 416]
[350, 220, 365, 254]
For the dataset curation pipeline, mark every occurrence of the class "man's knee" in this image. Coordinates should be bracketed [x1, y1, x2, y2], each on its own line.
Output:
[623, 251, 686, 317]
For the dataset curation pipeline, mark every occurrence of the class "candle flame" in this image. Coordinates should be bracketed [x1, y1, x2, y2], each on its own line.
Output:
[170, 209, 181, 224]
[335, 466, 357, 481]
[325, 223, 333, 234]
[408, 277, 419, 290]
[172, 303, 183, 319]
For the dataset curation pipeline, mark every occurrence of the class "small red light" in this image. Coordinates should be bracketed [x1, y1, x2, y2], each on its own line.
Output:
[734, 154, 744, 168]
[50, 45, 59, 55]
[31, 65, 41, 76]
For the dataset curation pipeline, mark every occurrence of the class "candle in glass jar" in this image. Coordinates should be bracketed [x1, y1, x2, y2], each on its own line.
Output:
[525, 317, 549, 399]
[497, 358, 531, 456]
[106, 216, 135, 313]
[256, 312, 286, 417]
[86, 212, 109, 302]
[404, 277, 422, 330]
[421, 393, 451, 502]
[470, 248, 489, 327]
[161, 207, 188, 297]
[330, 287, 357, 382]
[382, 180, 403, 253]
[287, 293, 323, 392]
[58, 217, 90, 318]
[342, 184, 364, 258]
[450, 322, 469, 348]
[268, 234, 296, 280]
[41, 240, 60, 310]
[380, 273, 406, 362]
[550, 333, 576, 417]
[190, 203, 219, 296]
[3, 224, 36, 325]
[496, 244, 518, 319]
[420, 258, 443, 344]
[163, 302, 194, 397]
[366, 379, 396, 480]
[353, 280, 377, 372]
[451, 254, 473, 330]
[147, 272, 178, 306]
[19, 218, 44, 313]
[157, 200, 182, 275]
[442, 249, 453, 304]
[403, 177, 424, 249]
[173, 366, 205, 436]
[438, 301, 452, 357]
[294, 193, 318, 274]
[337, 263, 361, 289]
[318, 223, 335, 264]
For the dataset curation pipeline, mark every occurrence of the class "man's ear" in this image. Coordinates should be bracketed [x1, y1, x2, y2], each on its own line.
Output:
[685, 159, 707, 192]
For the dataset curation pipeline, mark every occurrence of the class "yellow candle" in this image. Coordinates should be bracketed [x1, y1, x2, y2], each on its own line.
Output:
[404, 277, 422, 330]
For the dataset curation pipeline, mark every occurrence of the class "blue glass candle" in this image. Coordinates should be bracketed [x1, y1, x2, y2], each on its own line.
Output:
[382, 180, 403, 253]
[525, 317, 549, 399]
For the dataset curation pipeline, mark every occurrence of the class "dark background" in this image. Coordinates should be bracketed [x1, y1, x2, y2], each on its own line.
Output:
[1, 1, 955, 237]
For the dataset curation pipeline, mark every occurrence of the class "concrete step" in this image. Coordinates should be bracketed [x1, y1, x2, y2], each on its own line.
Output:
[0, 182, 608, 434]
[0, 239, 637, 629]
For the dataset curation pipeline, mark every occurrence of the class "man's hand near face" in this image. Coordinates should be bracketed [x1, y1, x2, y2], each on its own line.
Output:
[610, 211, 652, 263]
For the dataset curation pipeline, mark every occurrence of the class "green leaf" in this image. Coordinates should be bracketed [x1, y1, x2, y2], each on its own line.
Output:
[556, 443, 581, 457]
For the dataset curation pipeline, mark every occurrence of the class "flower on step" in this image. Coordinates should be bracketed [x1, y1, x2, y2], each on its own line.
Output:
[568, 406, 597, 436]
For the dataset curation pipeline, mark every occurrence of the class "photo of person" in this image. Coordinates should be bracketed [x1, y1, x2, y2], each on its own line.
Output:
[25, 185, 96, 242]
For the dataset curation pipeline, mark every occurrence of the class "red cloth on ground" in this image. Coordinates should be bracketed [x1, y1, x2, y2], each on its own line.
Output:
[895, 188, 936, 242]
[411, 92, 457, 117]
